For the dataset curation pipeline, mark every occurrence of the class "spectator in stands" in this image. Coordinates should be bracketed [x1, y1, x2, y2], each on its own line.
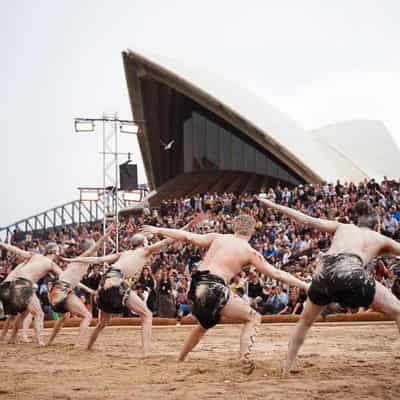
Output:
[176, 287, 190, 319]
[138, 267, 156, 312]
[156, 269, 176, 318]
[261, 286, 288, 314]
[279, 287, 305, 315]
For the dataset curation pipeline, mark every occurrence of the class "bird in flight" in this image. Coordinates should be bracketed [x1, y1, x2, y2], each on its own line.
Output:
[160, 139, 175, 150]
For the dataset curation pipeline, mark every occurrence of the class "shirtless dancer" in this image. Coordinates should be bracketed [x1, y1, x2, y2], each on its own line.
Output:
[140, 214, 309, 373]
[0, 260, 32, 342]
[62, 218, 202, 357]
[46, 227, 114, 347]
[259, 198, 400, 375]
[0, 242, 63, 345]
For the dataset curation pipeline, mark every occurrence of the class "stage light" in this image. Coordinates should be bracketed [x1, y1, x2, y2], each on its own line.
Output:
[122, 191, 142, 201]
[74, 119, 95, 133]
[80, 191, 99, 201]
[120, 122, 139, 134]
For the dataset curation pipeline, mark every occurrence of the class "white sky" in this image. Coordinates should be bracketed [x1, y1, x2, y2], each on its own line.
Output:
[1, 0, 400, 227]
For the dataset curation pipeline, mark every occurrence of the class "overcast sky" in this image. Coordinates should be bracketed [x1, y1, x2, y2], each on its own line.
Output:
[1, 0, 400, 228]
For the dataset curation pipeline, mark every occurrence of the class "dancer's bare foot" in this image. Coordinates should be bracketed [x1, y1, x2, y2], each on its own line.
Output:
[21, 336, 32, 343]
[281, 360, 290, 378]
[8, 335, 19, 345]
[240, 355, 255, 375]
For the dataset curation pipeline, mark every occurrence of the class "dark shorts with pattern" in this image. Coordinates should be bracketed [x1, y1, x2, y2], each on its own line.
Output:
[49, 280, 73, 314]
[96, 268, 130, 314]
[308, 253, 376, 308]
[0, 278, 34, 315]
[188, 271, 231, 330]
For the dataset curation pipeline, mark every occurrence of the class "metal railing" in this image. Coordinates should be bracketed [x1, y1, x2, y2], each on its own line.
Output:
[0, 187, 149, 240]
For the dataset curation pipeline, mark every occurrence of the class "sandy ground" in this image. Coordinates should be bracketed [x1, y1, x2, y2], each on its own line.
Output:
[1, 322, 400, 400]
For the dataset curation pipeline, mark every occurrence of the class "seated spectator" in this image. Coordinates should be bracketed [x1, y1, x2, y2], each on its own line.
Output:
[260, 286, 288, 315]
[279, 288, 305, 315]
[263, 242, 279, 259]
[176, 287, 190, 319]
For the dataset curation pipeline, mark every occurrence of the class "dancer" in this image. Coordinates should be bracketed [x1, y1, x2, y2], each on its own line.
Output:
[0, 242, 63, 345]
[62, 217, 203, 357]
[140, 214, 309, 373]
[46, 226, 114, 347]
[0, 260, 30, 342]
[259, 198, 400, 375]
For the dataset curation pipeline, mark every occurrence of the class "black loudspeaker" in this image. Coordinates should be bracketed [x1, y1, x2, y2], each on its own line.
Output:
[119, 163, 138, 190]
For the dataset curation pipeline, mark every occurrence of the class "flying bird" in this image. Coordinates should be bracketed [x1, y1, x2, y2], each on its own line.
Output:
[160, 139, 175, 150]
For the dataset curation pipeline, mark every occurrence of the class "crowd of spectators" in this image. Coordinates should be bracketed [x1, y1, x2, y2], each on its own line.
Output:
[2, 177, 400, 321]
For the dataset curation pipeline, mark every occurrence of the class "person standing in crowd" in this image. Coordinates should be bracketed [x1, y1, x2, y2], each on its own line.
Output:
[156, 269, 176, 318]
[138, 267, 156, 312]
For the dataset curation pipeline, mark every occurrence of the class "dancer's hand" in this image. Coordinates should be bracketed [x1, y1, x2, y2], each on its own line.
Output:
[59, 256, 73, 263]
[105, 222, 116, 236]
[188, 212, 208, 228]
[140, 225, 160, 236]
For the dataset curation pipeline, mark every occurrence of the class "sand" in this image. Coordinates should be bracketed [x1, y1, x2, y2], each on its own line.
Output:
[1, 322, 400, 399]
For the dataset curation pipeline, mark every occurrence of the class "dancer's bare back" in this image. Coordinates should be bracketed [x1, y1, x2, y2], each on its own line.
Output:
[327, 224, 387, 265]
[140, 226, 308, 291]
[259, 198, 400, 267]
[113, 248, 150, 278]
[5, 254, 62, 284]
[63, 247, 153, 280]
[200, 234, 263, 282]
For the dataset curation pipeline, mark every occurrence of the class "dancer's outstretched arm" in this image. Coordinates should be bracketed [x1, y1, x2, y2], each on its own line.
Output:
[81, 223, 115, 257]
[144, 214, 208, 255]
[141, 226, 219, 248]
[60, 253, 121, 265]
[77, 283, 96, 295]
[259, 198, 339, 233]
[383, 236, 400, 256]
[249, 249, 309, 292]
[0, 242, 32, 260]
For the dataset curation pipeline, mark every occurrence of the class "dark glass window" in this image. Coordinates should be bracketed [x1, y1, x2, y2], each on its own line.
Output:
[183, 110, 302, 185]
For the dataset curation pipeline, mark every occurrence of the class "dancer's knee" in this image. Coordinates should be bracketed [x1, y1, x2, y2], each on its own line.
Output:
[82, 310, 92, 322]
[34, 309, 44, 320]
[301, 314, 314, 329]
[143, 309, 152, 322]
[61, 312, 70, 321]
[99, 317, 110, 329]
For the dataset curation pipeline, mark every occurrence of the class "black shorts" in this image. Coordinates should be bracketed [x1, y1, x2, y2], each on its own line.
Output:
[188, 271, 231, 330]
[49, 280, 73, 314]
[96, 268, 130, 314]
[0, 278, 34, 315]
[308, 253, 376, 308]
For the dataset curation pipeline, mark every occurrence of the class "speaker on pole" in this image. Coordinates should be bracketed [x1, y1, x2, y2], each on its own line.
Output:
[119, 163, 138, 191]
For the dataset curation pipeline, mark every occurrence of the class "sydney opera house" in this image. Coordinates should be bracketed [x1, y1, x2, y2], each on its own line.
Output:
[122, 49, 400, 203]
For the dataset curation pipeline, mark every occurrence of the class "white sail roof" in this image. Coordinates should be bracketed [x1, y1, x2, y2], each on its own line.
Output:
[125, 49, 400, 183]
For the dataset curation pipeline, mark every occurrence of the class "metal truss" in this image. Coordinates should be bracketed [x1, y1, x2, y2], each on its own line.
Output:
[0, 187, 148, 241]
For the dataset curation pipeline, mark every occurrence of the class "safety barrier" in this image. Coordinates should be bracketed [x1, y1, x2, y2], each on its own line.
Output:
[0, 312, 391, 329]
